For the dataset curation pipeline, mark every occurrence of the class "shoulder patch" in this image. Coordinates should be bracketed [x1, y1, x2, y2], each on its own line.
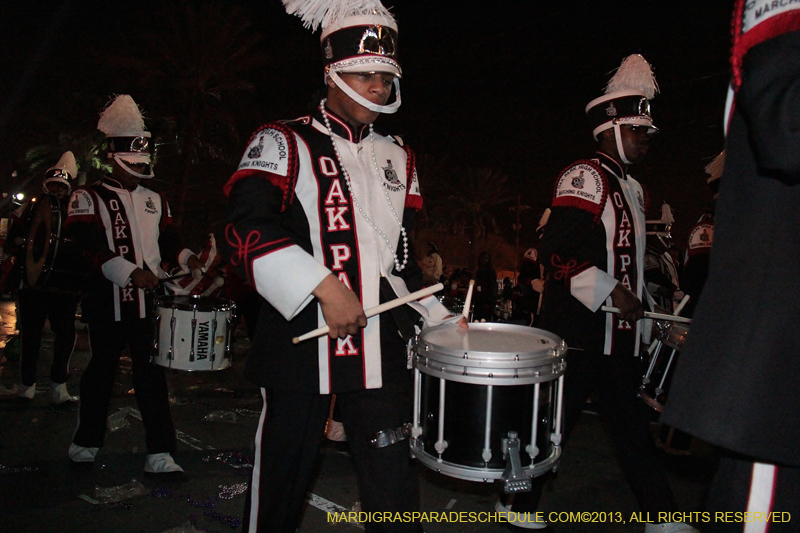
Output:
[236, 123, 296, 177]
[68, 188, 95, 217]
[552, 160, 608, 218]
[687, 223, 714, 255]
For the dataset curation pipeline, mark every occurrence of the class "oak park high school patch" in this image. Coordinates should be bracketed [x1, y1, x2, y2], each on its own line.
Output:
[552, 161, 608, 220]
[688, 223, 714, 255]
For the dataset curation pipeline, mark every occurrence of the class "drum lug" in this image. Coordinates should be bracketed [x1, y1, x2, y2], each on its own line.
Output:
[501, 431, 532, 494]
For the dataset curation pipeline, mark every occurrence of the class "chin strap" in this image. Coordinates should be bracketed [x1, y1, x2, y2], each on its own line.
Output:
[328, 70, 401, 114]
[113, 155, 154, 179]
[612, 123, 632, 165]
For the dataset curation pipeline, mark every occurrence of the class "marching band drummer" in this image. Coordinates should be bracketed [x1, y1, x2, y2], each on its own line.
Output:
[4, 151, 80, 405]
[500, 55, 696, 533]
[65, 95, 204, 480]
[222, 1, 463, 531]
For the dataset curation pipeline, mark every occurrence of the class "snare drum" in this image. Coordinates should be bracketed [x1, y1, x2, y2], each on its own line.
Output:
[411, 323, 566, 484]
[640, 321, 689, 412]
[153, 295, 235, 371]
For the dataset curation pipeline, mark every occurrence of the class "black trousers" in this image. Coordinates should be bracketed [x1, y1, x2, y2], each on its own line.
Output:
[512, 349, 677, 513]
[243, 346, 422, 532]
[72, 317, 176, 454]
[17, 288, 77, 387]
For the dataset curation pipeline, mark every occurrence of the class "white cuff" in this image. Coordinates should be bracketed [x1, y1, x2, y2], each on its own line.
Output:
[571, 266, 618, 312]
[408, 295, 453, 328]
[178, 248, 196, 272]
[251, 245, 332, 320]
[102, 256, 138, 288]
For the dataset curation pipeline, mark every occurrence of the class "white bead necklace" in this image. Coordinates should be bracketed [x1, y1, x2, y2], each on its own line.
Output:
[319, 99, 409, 272]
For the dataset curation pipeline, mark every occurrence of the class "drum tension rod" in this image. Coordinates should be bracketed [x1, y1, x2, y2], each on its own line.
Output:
[369, 423, 413, 449]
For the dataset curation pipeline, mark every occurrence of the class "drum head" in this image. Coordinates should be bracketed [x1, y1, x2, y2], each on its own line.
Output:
[25, 195, 58, 287]
[420, 322, 561, 360]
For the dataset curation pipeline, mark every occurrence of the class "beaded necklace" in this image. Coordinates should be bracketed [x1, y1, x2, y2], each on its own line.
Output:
[319, 99, 408, 271]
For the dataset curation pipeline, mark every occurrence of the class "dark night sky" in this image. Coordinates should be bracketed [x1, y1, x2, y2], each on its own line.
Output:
[0, 0, 733, 249]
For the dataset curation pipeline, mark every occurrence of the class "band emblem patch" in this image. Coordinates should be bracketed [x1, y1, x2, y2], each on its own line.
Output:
[552, 161, 607, 218]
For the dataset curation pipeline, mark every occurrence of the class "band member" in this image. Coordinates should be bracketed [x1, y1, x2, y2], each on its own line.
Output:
[223, 1, 460, 531]
[5, 152, 80, 405]
[644, 203, 683, 314]
[680, 152, 722, 318]
[503, 55, 695, 533]
[66, 95, 203, 480]
[663, 2, 800, 529]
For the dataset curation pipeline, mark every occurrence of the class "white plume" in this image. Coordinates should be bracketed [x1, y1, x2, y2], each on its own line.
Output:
[660, 203, 675, 225]
[282, 0, 393, 31]
[704, 151, 725, 183]
[606, 54, 659, 99]
[97, 95, 147, 136]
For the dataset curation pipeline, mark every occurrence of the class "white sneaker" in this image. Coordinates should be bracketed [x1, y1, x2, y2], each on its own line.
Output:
[495, 499, 547, 530]
[645, 523, 700, 533]
[144, 453, 185, 480]
[16, 384, 35, 400]
[50, 382, 77, 405]
[69, 443, 99, 463]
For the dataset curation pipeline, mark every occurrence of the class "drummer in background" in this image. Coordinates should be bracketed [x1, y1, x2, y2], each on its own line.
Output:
[4, 152, 80, 405]
[679, 151, 722, 319]
[223, 1, 463, 530]
[65, 95, 203, 480]
[420, 241, 443, 286]
[502, 55, 696, 533]
[663, 2, 800, 527]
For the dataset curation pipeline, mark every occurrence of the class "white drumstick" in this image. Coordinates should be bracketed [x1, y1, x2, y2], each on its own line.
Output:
[462, 279, 475, 319]
[673, 294, 690, 317]
[600, 306, 692, 324]
[292, 283, 444, 344]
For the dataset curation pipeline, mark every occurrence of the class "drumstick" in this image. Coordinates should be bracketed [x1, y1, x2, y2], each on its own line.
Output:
[292, 283, 444, 344]
[673, 294, 690, 317]
[462, 279, 475, 319]
[601, 306, 692, 324]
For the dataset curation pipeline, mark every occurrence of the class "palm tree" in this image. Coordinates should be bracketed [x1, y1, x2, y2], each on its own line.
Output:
[426, 165, 516, 269]
[113, 0, 267, 231]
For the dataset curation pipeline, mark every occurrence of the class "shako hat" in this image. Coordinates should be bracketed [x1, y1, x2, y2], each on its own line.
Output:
[283, 0, 402, 114]
[43, 151, 78, 195]
[646, 202, 674, 238]
[97, 94, 154, 178]
[585, 54, 659, 141]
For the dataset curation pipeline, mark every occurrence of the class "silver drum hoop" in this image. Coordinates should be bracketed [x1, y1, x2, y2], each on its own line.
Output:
[154, 294, 236, 313]
[413, 323, 567, 386]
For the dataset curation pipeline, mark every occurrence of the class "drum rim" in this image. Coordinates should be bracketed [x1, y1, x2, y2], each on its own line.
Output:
[417, 322, 566, 363]
[154, 294, 236, 312]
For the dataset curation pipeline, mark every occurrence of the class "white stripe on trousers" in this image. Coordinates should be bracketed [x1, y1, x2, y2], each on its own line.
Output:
[743, 462, 777, 533]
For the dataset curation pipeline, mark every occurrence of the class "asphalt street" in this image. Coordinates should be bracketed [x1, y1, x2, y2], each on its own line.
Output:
[0, 297, 717, 533]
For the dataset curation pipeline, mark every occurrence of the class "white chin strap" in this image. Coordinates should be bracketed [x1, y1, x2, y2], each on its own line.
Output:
[113, 154, 154, 179]
[613, 123, 632, 165]
[329, 70, 401, 114]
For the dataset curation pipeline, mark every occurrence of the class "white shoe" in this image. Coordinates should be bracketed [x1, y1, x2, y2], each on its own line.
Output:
[50, 382, 77, 405]
[495, 499, 547, 530]
[16, 384, 35, 400]
[645, 523, 700, 533]
[325, 419, 347, 442]
[69, 443, 99, 463]
[144, 453, 185, 480]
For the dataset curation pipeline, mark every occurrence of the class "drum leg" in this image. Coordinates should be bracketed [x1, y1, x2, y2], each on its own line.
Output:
[482, 385, 493, 463]
[210, 316, 218, 365]
[190, 312, 197, 363]
[552, 375, 564, 446]
[643, 340, 663, 385]
[434, 378, 448, 455]
[412, 369, 422, 438]
[526, 382, 541, 461]
[656, 348, 678, 395]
